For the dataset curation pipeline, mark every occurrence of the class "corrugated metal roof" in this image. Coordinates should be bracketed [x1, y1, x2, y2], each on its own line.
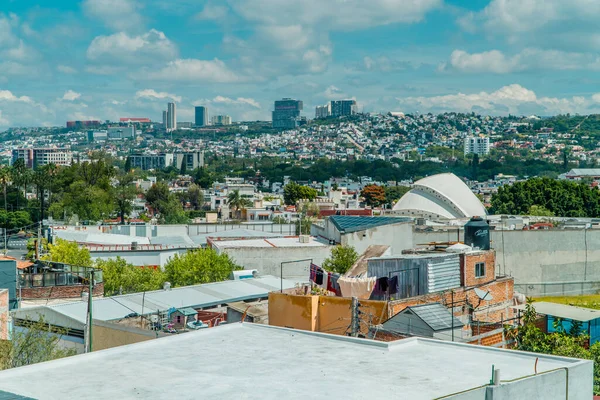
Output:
[23, 276, 299, 324]
[329, 216, 411, 234]
[513, 302, 600, 322]
[387, 303, 464, 332]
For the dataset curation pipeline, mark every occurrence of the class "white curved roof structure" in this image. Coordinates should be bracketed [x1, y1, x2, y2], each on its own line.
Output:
[393, 173, 487, 220]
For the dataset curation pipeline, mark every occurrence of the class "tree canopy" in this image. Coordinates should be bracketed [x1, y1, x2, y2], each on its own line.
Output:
[283, 182, 317, 205]
[43, 239, 92, 267]
[322, 245, 359, 274]
[361, 185, 386, 208]
[490, 177, 600, 217]
[163, 248, 241, 287]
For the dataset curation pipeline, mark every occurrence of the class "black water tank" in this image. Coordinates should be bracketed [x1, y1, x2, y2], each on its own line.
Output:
[464, 216, 490, 250]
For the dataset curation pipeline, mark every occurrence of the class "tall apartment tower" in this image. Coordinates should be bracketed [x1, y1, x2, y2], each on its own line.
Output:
[330, 100, 357, 117]
[167, 102, 177, 131]
[272, 98, 303, 129]
[464, 136, 490, 156]
[195, 106, 208, 127]
[162, 110, 168, 128]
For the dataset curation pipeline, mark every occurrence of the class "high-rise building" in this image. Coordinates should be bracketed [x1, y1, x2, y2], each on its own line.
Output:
[162, 111, 168, 128]
[315, 104, 331, 119]
[195, 106, 208, 127]
[167, 102, 177, 131]
[272, 98, 303, 129]
[211, 115, 232, 126]
[464, 136, 490, 156]
[330, 100, 357, 118]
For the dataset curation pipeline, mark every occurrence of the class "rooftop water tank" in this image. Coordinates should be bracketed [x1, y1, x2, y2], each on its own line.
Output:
[464, 216, 490, 250]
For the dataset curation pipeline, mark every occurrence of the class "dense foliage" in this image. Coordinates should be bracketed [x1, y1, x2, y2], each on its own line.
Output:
[507, 299, 600, 394]
[96, 257, 165, 296]
[361, 185, 386, 208]
[283, 182, 318, 205]
[490, 177, 600, 217]
[0, 317, 76, 370]
[322, 245, 359, 274]
[163, 248, 241, 287]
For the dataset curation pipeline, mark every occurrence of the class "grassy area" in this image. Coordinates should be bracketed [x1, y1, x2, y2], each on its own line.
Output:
[534, 295, 600, 310]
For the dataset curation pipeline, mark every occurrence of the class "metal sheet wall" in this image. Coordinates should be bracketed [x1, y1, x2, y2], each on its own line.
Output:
[368, 254, 461, 300]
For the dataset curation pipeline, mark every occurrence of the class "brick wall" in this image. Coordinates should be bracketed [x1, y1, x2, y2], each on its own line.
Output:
[389, 276, 514, 325]
[0, 289, 8, 340]
[467, 329, 506, 347]
[20, 283, 104, 300]
[461, 250, 496, 287]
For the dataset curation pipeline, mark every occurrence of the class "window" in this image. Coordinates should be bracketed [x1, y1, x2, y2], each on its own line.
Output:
[475, 262, 485, 278]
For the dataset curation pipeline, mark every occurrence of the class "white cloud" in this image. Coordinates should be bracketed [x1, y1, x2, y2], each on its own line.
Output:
[363, 56, 411, 72]
[57, 65, 77, 74]
[87, 29, 177, 64]
[443, 49, 600, 74]
[142, 59, 242, 83]
[0, 14, 36, 62]
[210, 96, 261, 108]
[196, 3, 229, 21]
[0, 89, 33, 103]
[82, 0, 143, 31]
[62, 90, 81, 101]
[225, 0, 442, 30]
[396, 84, 597, 116]
[135, 89, 182, 103]
[459, 0, 600, 51]
[322, 85, 347, 100]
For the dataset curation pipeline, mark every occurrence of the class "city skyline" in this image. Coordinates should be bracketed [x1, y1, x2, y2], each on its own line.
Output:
[3, 1, 600, 129]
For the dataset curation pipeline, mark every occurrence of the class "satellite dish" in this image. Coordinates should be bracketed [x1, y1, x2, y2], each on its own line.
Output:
[474, 287, 493, 301]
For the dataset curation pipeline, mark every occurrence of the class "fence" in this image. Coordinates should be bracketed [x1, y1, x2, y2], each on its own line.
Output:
[515, 281, 600, 297]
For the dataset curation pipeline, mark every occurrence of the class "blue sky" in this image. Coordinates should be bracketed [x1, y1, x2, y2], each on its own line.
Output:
[1, 0, 600, 128]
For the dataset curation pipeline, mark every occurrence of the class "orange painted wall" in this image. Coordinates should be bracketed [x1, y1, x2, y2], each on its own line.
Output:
[268, 292, 319, 331]
[269, 292, 387, 336]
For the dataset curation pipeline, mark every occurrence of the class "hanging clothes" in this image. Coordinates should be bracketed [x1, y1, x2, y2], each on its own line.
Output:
[315, 268, 324, 285]
[327, 272, 341, 295]
[338, 276, 377, 299]
[309, 263, 318, 283]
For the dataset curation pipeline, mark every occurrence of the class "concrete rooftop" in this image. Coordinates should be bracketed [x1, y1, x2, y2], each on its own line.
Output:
[0, 324, 588, 400]
[212, 237, 328, 248]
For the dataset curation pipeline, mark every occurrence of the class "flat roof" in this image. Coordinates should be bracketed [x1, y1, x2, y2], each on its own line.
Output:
[513, 301, 600, 322]
[0, 324, 587, 400]
[212, 237, 328, 249]
[13, 276, 299, 324]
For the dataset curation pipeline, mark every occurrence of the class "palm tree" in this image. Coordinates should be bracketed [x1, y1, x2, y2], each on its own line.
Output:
[0, 166, 11, 254]
[227, 190, 252, 219]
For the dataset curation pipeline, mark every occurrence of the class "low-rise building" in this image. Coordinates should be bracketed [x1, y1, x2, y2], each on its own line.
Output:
[0, 324, 591, 399]
[12, 148, 73, 168]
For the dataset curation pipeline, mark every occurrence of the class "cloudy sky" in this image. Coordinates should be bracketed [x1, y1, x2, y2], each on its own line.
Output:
[1, 0, 600, 129]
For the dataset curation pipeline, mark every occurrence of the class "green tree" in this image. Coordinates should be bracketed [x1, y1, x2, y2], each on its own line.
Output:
[164, 248, 241, 287]
[272, 215, 288, 224]
[95, 257, 165, 296]
[385, 186, 410, 207]
[180, 160, 187, 175]
[227, 189, 252, 219]
[322, 245, 359, 274]
[43, 239, 92, 266]
[283, 182, 317, 205]
[124, 156, 132, 173]
[187, 184, 204, 211]
[114, 173, 137, 224]
[528, 205, 555, 217]
[0, 316, 76, 370]
[361, 184, 386, 208]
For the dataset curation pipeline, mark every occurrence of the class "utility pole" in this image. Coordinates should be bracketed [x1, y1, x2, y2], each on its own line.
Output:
[37, 224, 42, 260]
[350, 297, 360, 337]
[451, 290, 455, 342]
[85, 270, 95, 353]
